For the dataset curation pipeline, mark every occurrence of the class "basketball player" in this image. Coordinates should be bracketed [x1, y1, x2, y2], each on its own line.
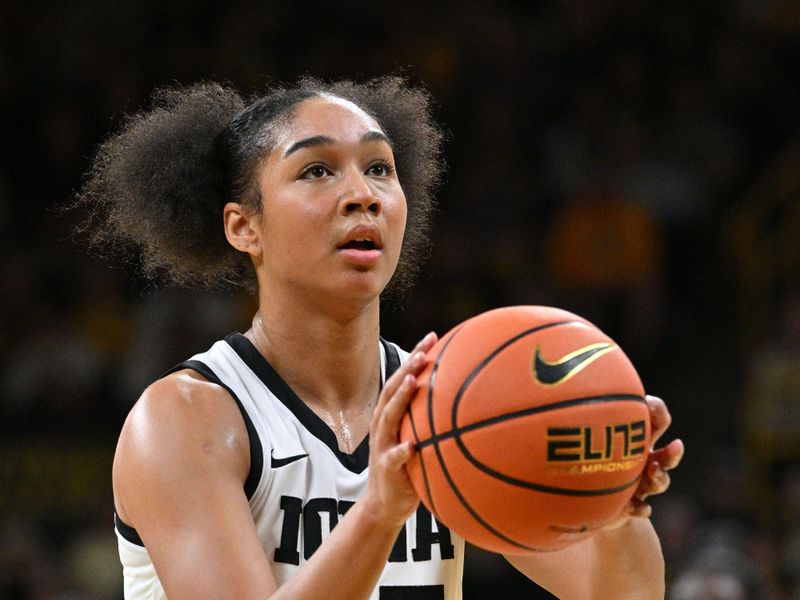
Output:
[77, 77, 683, 599]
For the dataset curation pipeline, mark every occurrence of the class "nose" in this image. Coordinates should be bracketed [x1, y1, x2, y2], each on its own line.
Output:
[339, 168, 381, 216]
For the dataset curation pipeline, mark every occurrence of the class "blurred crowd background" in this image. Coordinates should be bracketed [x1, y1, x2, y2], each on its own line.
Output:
[2, 0, 800, 598]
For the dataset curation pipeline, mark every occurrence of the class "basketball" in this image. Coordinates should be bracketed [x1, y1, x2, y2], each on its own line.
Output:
[400, 305, 651, 554]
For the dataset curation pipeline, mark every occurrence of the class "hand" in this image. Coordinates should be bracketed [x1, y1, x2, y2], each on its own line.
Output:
[363, 332, 438, 527]
[602, 395, 684, 528]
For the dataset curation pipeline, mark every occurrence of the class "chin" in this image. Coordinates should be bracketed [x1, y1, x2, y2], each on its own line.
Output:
[332, 270, 391, 302]
[343, 273, 386, 297]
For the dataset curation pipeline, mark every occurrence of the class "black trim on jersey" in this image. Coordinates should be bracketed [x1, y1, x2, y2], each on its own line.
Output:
[166, 359, 264, 500]
[380, 337, 402, 383]
[225, 333, 402, 475]
[114, 511, 144, 547]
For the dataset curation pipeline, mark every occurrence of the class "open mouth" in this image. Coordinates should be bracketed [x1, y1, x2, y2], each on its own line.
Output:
[339, 239, 378, 251]
[338, 224, 384, 257]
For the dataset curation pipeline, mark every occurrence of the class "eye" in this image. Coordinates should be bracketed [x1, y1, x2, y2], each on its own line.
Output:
[300, 164, 332, 179]
[366, 161, 395, 177]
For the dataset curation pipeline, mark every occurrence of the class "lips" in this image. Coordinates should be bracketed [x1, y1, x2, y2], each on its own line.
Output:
[337, 224, 384, 251]
[336, 224, 384, 268]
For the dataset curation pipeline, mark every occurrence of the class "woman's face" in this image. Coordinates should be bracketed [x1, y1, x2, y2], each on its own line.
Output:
[253, 95, 407, 309]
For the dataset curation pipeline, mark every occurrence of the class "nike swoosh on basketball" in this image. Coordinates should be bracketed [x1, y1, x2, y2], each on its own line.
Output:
[533, 342, 615, 385]
[270, 449, 309, 468]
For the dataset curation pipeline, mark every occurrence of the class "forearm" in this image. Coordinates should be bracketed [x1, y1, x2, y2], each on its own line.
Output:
[271, 336, 436, 600]
[587, 518, 665, 599]
[272, 498, 408, 600]
[507, 518, 665, 600]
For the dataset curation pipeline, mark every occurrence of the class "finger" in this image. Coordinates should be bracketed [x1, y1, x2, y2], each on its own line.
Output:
[645, 395, 672, 448]
[637, 461, 671, 500]
[384, 440, 416, 471]
[376, 352, 426, 417]
[379, 374, 418, 438]
[376, 352, 421, 415]
[377, 332, 436, 409]
[412, 331, 438, 355]
[372, 371, 413, 434]
[649, 439, 684, 471]
[627, 497, 653, 519]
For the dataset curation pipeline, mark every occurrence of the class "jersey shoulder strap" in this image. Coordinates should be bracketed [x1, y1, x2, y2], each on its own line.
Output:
[380, 337, 403, 380]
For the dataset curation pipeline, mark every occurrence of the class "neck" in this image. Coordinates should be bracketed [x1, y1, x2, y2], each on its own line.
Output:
[246, 290, 382, 413]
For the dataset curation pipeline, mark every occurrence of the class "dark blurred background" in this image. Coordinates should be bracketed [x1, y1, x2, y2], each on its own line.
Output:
[2, 1, 800, 598]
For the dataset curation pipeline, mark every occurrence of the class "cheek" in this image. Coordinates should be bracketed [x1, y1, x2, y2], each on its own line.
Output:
[266, 188, 328, 233]
[383, 194, 408, 274]
[387, 190, 408, 236]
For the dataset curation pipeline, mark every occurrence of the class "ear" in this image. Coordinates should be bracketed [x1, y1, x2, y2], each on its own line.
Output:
[223, 202, 262, 257]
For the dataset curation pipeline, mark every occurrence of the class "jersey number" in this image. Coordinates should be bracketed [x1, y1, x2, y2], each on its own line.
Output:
[379, 585, 444, 599]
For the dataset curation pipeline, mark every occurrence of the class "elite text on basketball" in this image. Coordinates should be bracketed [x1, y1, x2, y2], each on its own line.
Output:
[545, 419, 647, 469]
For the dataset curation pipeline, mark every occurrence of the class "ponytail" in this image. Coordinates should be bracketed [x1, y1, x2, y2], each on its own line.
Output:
[76, 82, 248, 287]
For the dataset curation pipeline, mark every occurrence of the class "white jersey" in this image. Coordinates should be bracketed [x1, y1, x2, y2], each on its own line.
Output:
[115, 333, 465, 599]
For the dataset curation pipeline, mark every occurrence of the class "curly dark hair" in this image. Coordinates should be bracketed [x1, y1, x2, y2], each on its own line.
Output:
[75, 76, 444, 296]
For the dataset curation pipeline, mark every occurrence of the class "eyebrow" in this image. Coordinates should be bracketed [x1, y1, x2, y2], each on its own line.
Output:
[284, 131, 393, 158]
[361, 131, 393, 148]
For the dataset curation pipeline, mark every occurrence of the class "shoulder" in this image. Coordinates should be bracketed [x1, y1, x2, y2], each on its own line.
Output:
[126, 369, 247, 447]
[113, 369, 250, 521]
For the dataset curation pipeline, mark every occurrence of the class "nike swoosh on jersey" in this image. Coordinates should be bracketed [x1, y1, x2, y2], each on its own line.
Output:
[533, 342, 615, 385]
[270, 450, 310, 468]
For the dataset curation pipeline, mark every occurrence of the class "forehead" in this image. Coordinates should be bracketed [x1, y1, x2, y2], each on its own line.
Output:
[274, 95, 384, 149]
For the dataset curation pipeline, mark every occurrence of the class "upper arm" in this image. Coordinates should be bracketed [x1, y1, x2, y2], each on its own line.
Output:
[113, 371, 277, 600]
